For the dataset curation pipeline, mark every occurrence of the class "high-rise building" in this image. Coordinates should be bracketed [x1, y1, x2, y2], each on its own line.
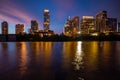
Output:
[72, 16, 80, 33]
[118, 23, 120, 32]
[1, 21, 8, 34]
[64, 17, 72, 36]
[96, 11, 107, 33]
[64, 16, 80, 36]
[31, 20, 38, 33]
[80, 16, 95, 34]
[44, 9, 50, 31]
[15, 24, 24, 34]
[96, 11, 118, 33]
[106, 18, 117, 32]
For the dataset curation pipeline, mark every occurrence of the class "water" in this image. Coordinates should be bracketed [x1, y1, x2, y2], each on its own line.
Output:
[0, 41, 120, 80]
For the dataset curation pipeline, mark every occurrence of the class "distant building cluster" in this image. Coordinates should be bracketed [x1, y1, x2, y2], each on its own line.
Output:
[0, 10, 120, 39]
[64, 11, 119, 36]
[0, 9, 55, 41]
[0, 9, 54, 37]
[28, 9, 54, 37]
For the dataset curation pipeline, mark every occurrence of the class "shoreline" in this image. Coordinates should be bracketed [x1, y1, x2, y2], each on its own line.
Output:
[1, 33, 120, 42]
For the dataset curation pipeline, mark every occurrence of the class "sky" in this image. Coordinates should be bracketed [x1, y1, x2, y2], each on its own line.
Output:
[0, 0, 120, 34]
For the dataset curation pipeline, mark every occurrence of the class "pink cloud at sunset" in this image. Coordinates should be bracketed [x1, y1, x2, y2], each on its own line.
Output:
[0, 1, 35, 26]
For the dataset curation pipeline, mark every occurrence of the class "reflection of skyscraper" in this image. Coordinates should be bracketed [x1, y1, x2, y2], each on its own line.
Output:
[31, 20, 38, 33]
[2, 21, 8, 34]
[15, 24, 24, 34]
[44, 9, 50, 31]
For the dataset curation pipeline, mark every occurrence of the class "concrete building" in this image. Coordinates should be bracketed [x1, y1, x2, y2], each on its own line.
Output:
[1, 21, 8, 34]
[64, 17, 72, 36]
[96, 11, 107, 33]
[44, 9, 50, 31]
[15, 24, 24, 34]
[80, 16, 95, 34]
[64, 16, 80, 36]
[106, 18, 117, 32]
[31, 20, 38, 33]
[118, 23, 120, 32]
[72, 16, 80, 35]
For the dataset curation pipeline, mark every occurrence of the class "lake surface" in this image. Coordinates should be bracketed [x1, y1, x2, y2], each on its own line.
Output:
[0, 41, 120, 80]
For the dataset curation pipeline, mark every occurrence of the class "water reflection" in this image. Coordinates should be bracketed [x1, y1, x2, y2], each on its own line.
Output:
[85, 41, 99, 71]
[28, 42, 53, 63]
[72, 42, 83, 71]
[62, 42, 76, 69]
[42, 42, 53, 63]
[16, 42, 28, 76]
[0, 42, 120, 80]
[0, 42, 8, 54]
[0, 42, 9, 73]
[28, 42, 41, 62]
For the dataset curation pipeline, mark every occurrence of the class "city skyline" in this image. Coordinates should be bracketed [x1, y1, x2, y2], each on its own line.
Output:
[0, 0, 120, 34]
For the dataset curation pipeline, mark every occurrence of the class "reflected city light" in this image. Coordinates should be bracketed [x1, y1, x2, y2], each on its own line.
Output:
[77, 41, 82, 55]
[41, 42, 53, 68]
[34, 42, 40, 56]
[72, 41, 83, 71]
[44, 42, 52, 54]
[44, 42, 52, 63]
[0, 42, 120, 80]
[86, 42, 98, 71]
[62, 42, 77, 69]
[19, 42, 28, 76]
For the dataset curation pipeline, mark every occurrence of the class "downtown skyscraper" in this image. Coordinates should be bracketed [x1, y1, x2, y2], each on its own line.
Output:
[80, 16, 95, 34]
[96, 11, 108, 33]
[96, 11, 117, 33]
[44, 9, 50, 31]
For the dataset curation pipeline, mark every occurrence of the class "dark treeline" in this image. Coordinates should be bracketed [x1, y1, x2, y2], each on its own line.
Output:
[16, 33, 120, 41]
[1, 33, 120, 42]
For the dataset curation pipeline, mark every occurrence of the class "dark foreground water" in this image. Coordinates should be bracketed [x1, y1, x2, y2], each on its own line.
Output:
[0, 41, 120, 80]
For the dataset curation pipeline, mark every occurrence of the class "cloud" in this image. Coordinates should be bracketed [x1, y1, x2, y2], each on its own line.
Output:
[0, 1, 34, 26]
[0, 12, 21, 24]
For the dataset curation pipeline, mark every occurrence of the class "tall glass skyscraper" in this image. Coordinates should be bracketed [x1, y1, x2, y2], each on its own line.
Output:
[44, 9, 50, 31]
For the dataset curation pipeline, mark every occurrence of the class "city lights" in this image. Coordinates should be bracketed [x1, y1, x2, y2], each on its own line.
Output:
[44, 9, 49, 12]
[0, 10, 120, 41]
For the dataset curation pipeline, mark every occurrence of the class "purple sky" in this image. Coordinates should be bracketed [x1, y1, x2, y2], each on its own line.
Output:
[0, 0, 120, 34]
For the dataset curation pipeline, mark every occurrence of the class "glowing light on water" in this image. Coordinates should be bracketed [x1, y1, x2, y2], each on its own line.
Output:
[77, 41, 82, 55]
[72, 41, 83, 70]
